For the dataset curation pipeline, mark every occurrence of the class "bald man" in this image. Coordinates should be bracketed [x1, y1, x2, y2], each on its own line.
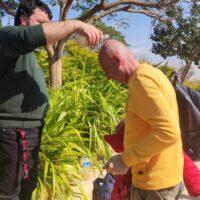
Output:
[99, 40, 183, 200]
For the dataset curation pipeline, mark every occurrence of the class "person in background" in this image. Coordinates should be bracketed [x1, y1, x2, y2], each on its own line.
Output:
[99, 39, 183, 200]
[0, 0, 103, 199]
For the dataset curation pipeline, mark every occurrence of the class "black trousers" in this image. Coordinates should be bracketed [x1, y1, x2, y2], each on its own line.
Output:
[0, 127, 42, 200]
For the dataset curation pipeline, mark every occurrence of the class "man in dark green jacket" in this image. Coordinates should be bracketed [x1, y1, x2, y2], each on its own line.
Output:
[0, 0, 103, 199]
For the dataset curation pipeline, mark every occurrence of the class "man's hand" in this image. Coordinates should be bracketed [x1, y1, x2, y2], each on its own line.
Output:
[75, 21, 104, 47]
[43, 20, 104, 46]
[103, 154, 129, 175]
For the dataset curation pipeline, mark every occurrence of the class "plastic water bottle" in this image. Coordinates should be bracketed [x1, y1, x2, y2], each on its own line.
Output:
[75, 34, 110, 48]
[82, 157, 92, 181]
[75, 35, 89, 48]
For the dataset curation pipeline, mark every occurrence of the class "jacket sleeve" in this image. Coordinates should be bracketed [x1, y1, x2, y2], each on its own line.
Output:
[121, 74, 181, 167]
[0, 25, 46, 57]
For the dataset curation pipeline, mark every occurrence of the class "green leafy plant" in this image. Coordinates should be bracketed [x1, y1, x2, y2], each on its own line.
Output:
[34, 42, 126, 199]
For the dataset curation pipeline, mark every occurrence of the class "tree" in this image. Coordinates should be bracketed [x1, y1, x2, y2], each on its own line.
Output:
[0, 0, 178, 88]
[0, 0, 17, 16]
[151, 1, 200, 82]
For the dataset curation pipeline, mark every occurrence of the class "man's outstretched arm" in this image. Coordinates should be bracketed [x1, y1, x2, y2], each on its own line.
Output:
[0, 20, 103, 57]
[42, 20, 103, 46]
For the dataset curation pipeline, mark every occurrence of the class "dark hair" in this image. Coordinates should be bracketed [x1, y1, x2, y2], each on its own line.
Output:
[14, 0, 52, 26]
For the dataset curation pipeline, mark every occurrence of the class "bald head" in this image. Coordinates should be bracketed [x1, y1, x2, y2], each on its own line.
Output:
[99, 39, 139, 84]
[99, 39, 130, 60]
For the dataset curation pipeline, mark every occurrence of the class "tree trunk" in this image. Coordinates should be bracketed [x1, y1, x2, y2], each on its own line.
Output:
[181, 60, 192, 83]
[45, 44, 64, 89]
[49, 56, 62, 89]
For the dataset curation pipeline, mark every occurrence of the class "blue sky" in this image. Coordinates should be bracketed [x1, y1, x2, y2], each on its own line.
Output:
[2, 5, 199, 79]
[104, 12, 185, 69]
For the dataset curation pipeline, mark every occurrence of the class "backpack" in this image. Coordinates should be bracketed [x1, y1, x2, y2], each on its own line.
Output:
[170, 71, 200, 160]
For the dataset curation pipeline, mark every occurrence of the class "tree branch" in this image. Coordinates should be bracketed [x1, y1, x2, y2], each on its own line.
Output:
[91, 6, 171, 22]
[56, 0, 76, 61]
[90, 6, 130, 21]
[57, 1, 74, 60]
[0, 0, 15, 16]
[157, 0, 179, 7]
[125, 7, 172, 21]
[59, 0, 73, 21]
[78, 0, 177, 22]
[78, 4, 103, 21]
[104, 0, 163, 10]
[45, 45, 55, 59]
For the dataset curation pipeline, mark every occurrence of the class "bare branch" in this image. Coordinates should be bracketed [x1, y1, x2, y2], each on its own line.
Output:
[56, 40, 65, 57]
[157, 0, 179, 7]
[45, 45, 55, 58]
[104, 0, 180, 10]
[90, 5, 171, 22]
[104, 0, 163, 10]
[125, 8, 172, 21]
[100, 0, 107, 7]
[57, 2, 74, 58]
[59, 0, 73, 21]
[90, 6, 130, 21]
[0, 0, 15, 16]
[78, 0, 177, 22]
[78, 4, 103, 21]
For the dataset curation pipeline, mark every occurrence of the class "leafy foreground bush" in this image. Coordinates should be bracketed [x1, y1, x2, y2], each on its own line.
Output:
[33, 42, 126, 199]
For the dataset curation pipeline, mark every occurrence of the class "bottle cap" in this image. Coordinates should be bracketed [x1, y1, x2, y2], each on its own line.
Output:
[83, 161, 91, 167]
[82, 157, 91, 167]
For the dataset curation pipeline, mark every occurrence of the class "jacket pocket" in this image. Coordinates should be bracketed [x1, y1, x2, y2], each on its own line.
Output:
[133, 162, 148, 176]
[133, 155, 160, 177]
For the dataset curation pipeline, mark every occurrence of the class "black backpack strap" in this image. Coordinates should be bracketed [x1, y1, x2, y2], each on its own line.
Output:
[175, 86, 190, 152]
[169, 71, 200, 160]
[169, 71, 181, 87]
[169, 72, 189, 150]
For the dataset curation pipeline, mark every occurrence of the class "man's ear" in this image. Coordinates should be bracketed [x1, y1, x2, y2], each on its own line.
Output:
[112, 54, 124, 67]
[20, 16, 28, 26]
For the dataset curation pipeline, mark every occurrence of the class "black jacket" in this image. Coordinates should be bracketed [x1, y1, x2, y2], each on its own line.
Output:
[171, 72, 200, 160]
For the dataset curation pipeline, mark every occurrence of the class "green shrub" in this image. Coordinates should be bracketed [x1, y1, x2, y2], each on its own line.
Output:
[34, 42, 126, 199]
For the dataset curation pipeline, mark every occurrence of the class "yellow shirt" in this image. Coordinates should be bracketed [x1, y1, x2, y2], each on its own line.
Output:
[121, 63, 183, 190]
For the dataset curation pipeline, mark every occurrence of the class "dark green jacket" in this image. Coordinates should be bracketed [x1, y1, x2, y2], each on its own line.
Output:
[0, 24, 49, 128]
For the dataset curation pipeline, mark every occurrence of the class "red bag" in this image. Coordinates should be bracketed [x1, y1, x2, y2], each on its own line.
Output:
[183, 151, 200, 197]
[110, 171, 132, 200]
[104, 125, 132, 200]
